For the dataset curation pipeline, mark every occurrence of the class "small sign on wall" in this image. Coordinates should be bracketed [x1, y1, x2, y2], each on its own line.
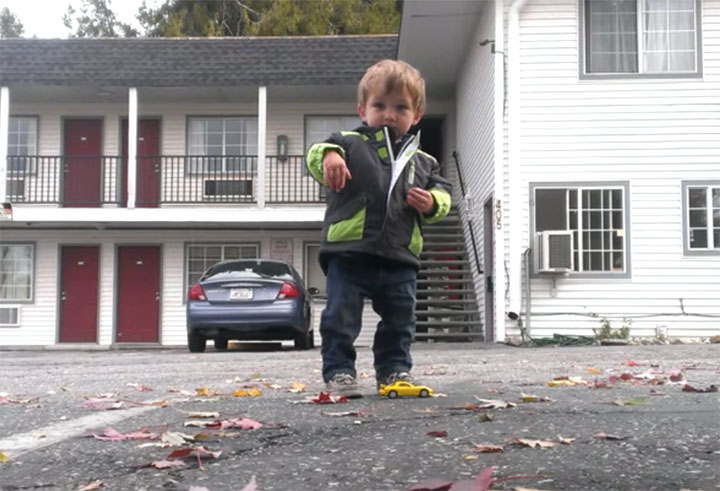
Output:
[270, 238, 293, 265]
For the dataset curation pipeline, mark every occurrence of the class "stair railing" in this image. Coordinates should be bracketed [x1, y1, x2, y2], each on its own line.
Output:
[451, 151, 483, 275]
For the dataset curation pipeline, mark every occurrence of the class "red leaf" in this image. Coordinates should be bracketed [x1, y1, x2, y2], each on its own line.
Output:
[626, 359, 643, 367]
[205, 418, 263, 430]
[167, 448, 194, 459]
[145, 460, 186, 469]
[311, 392, 348, 404]
[449, 467, 495, 491]
[620, 373, 636, 380]
[408, 479, 455, 491]
[92, 427, 159, 441]
[682, 384, 718, 393]
[426, 430, 448, 438]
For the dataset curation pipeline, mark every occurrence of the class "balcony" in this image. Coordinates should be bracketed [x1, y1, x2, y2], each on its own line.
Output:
[5, 155, 325, 207]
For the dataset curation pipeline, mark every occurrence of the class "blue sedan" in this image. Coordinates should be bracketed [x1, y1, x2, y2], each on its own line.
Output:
[186, 259, 317, 352]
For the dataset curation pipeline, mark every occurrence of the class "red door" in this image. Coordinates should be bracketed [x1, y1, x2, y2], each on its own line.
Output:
[59, 246, 99, 343]
[63, 119, 102, 207]
[122, 119, 161, 207]
[116, 246, 161, 343]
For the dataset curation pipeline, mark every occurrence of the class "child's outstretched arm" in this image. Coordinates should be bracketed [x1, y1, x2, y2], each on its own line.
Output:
[306, 135, 352, 191]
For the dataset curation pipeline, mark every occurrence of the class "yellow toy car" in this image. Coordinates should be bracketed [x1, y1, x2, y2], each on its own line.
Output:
[378, 381, 433, 399]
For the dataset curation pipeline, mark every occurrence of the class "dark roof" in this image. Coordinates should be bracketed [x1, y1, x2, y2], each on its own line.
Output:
[0, 35, 398, 87]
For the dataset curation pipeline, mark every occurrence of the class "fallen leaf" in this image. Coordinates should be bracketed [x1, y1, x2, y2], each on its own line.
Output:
[287, 382, 306, 393]
[0, 450, 8, 463]
[520, 393, 552, 403]
[682, 384, 718, 393]
[168, 388, 195, 396]
[78, 480, 104, 490]
[145, 460, 186, 469]
[474, 444, 504, 453]
[233, 388, 262, 397]
[626, 360, 644, 367]
[557, 435, 575, 444]
[462, 455, 479, 461]
[92, 428, 159, 441]
[195, 387, 211, 396]
[612, 398, 646, 406]
[593, 432, 627, 441]
[161, 432, 195, 446]
[311, 392, 348, 404]
[473, 397, 517, 409]
[322, 410, 367, 417]
[240, 475, 259, 491]
[591, 380, 610, 389]
[547, 376, 589, 387]
[427, 430, 448, 438]
[167, 446, 222, 460]
[205, 418, 263, 430]
[586, 367, 603, 375]
[477, 413, 494, 423]
[511, 438, 557, 449]
[187, 411, 220, 418]
[188, 487, 211, 491]
[126, 383, 152, 392]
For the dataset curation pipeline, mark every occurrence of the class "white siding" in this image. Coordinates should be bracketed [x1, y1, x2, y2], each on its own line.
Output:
[0, 229, 327, 347]
[500, 0, 720, 338]
[456, 0, 498, 335]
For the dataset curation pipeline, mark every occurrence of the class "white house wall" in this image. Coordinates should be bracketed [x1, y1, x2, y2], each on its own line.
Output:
[500, 0, 720, 337]
[456, 0, 499, 336]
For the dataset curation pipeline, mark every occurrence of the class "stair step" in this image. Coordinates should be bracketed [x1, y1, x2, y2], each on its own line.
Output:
[418, 269, 473, 276]
[417, 279, 475, 286]
[423, 242, 467, 248]
[416, 320, 484, 328]
[414, 332, 485, 341]
[416, 309, 481, 317]
[420, 260, 470, 267]
[421, 250, 468, 258]
[416, 298, 478, 305]
[416, 289, 477, 296]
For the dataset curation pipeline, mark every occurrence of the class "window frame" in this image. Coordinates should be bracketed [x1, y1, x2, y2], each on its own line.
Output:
[578, 0, 703, 79]
[8, 115, 39, 175]
[0, 242, 36, 304]
[682, 180, 720, 256]
[185, 115, 259, 176]
[182, 242, 261, 302]
[529, 182, 632, 278]
[303, 114, 362, 154]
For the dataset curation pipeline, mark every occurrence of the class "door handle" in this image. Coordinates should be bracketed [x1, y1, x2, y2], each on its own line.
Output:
[61, 291, 66, 301]
[155, 291, 160, 301]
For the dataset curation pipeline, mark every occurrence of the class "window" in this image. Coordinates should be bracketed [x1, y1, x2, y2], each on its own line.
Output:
[304, 116, 361, 153]
[0, 244, 34, 301]
[683, 182, 720, 254]
[187, 117, 258, 174]
[8, 116, 38, 173]
[532, 184, 629, 274]
[582, 0, 701, 76]
[185, 243, 259, 293]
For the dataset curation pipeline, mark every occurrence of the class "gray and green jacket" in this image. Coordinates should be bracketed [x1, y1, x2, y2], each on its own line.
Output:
[306, 125, 452, 273]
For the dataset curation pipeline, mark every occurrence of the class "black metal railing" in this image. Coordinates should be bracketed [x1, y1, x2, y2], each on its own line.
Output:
[6, 155, 120, 206]
[5, 155, 328, 206]
[266, 155, 326, 204]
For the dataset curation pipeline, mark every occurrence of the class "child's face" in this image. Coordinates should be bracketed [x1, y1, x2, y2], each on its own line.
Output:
[357, 84, 423, 139]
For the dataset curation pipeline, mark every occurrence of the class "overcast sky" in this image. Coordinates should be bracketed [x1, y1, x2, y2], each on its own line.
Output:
[0, 0, 163, 38]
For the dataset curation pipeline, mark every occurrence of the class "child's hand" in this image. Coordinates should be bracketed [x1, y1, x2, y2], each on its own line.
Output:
[323, 150, 352, 191]
[406, 187, 435, 213]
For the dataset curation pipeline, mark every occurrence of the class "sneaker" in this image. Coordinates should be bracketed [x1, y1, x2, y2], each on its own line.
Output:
[326, 373, 362, 399]
[377, 371, 416, 391]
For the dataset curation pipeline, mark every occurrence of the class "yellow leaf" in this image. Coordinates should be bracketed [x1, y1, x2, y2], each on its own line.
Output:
[233, 389, 250, 397]
[546, 380, 575, 387]
[0, 450, 8, 463]
[586, 367, 602, 375]
[195, 387, 211, 396]
[248, 387, 263, 397]
[289, 382, 306, 392]
[462, 454, 479, 461]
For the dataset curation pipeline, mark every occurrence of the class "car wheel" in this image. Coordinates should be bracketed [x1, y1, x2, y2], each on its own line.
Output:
[187, 331, 206, 353]
[214, 338, 228, 351]
[419, 389, 429, 398]
[294, 331, 311, 350]
[388, 390, 398, 399]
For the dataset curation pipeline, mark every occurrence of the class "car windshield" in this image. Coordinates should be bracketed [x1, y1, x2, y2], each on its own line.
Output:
[203, 260, 294, 281]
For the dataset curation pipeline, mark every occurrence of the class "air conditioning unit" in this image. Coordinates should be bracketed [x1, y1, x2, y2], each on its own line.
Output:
[537, 231, 573, 273]
[0, 306, 21, 326]
[6, 178, 25, 200]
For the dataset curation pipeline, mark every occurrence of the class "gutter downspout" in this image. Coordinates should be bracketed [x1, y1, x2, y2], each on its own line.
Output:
[0, 87, 9, 203]
[493, 0, 506, 342]
[507, 0, 530, 321]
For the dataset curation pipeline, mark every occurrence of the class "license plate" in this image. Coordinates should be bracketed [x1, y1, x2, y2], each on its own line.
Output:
[230, 288, 253, 300]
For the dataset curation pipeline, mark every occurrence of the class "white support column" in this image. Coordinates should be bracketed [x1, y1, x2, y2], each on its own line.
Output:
[0, 87, 9, 203]
[257, 86, 267, 209]
[127, 88, 138, 209]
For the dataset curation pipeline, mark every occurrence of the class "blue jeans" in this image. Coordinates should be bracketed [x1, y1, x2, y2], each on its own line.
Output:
[320, 253, 417, 383]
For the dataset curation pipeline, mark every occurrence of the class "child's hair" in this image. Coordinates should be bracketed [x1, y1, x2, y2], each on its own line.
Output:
[357, 59, 426, 114]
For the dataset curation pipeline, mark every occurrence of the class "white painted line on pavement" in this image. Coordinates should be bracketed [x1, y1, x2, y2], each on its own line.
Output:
[0, 406, 156, 459]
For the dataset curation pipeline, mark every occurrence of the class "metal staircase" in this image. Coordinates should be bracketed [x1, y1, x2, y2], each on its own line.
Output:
[415, 207, 484, 341]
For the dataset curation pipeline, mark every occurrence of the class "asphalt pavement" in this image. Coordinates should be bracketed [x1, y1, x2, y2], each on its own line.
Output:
[0, 343, 718, 491]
